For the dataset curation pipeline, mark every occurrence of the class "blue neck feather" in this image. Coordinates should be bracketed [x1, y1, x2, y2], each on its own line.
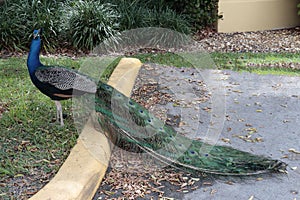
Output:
[27, 37, 43, 75]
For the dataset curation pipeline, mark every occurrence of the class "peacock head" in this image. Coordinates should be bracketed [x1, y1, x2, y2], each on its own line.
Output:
[33, 28, 42, 39]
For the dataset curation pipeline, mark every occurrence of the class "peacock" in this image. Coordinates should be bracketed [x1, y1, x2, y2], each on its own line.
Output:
[95, 82, 287, 175]
[27, 29, 96, 125]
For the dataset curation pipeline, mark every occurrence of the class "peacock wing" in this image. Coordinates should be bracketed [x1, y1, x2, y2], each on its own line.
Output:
[35, 66, 96, 93]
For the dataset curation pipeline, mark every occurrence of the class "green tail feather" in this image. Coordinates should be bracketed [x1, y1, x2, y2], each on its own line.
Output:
[95, 81, 287, 175]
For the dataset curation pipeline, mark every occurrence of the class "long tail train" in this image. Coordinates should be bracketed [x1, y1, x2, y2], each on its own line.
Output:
[95, 81, 287, 175]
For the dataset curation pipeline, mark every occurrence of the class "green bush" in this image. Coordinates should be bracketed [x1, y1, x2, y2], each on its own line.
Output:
[61, 0, 120, 51]
[0, 0, 63, 51]
[108, 0, 147, 31]
[166, 0, 219, 29]
[144, 7, 191, 34]
[0, 1, 25, 51]
[298, 3, 300, 15]
[103, 0, 191, 34]
[0, 0, 196, 52]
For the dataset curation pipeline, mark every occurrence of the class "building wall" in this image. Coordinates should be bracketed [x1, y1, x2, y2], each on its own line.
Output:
[218, 0, 300, 33]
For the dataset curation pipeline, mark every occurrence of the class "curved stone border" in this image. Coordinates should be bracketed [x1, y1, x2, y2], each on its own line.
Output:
[29, 58, 142, 200]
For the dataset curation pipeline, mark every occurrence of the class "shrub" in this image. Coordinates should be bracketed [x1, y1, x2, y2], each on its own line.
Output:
[144, 7, 191, 34]
[298, 3, 300, 15]
[102, 0, 191, 34]
[0, 1, 26, 51]
[109, 0, 147, 31]
[0, 0, 194, 52]
[166, 0, 219, 29]
[0, 0, 63, 52]
[61, 0, 120, 51]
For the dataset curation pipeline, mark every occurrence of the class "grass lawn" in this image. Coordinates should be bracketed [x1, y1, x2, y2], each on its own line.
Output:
[0, 52, 299, 199]
[130, 51, 300, 75]
[211, 52, 300, 75]
[0, 57, 80, 199]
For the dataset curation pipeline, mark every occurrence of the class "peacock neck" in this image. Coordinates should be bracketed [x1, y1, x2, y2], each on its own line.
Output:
[27, 38, 43, 75]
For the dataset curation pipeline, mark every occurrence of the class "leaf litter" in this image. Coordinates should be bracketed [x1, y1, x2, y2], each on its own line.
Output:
[93, 63, 213, 199]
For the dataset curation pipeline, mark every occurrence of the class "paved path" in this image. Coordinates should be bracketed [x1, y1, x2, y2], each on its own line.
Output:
[183, 70, 300, 200]
[137, 65, 300, 200]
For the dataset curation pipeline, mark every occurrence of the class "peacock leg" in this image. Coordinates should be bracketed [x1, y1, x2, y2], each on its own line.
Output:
[55, 100, 64, 126]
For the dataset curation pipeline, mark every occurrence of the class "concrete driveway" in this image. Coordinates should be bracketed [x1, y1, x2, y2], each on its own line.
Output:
[182, 70, 300, 200]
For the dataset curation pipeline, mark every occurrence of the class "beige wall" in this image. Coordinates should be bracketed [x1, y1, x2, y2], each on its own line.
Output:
[218, 0, 300, 33]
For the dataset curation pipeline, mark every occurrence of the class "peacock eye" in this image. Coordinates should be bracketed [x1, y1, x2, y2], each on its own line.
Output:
[139, 110, 144, 113]
[190, 150, 195, 154]
[204, 154, 209, 157]
[129, 101, 133, 105]
[147, 119, 152, 123]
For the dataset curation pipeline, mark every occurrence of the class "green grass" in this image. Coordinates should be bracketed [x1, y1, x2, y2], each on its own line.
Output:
[0, 57, 87, 199]
[211, 52, 300, 75]
[131, 52, 193, 68]
[102, 52, 300, 81]
[128, 52, 300, 76]
[0, 57, 79, 177]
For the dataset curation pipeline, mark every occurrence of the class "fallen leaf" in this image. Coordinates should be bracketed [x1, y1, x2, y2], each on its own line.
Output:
[221, 138, 231, 143]
[181, 183, 188, 188]
[191, 177, 200, 181]
[281, 155, 289, 159]
[191, 186, 199, 190]
[210, 189, 217, 195]
[254, 137, 263, 142]
[103, 190, 115, 196]
[225, 181, 234, 185]
[159, 197, 174, 200]
[289, 148, 300, 154]
[291, 167, 297, 170]
[232, 90, 243, 93]
[203, 182, 212, 186]
[246, 127, 257, 133]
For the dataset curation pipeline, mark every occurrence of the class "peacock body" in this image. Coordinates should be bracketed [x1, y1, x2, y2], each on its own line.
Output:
[27, 29, 96, 125]
[95, 81, 287, 175]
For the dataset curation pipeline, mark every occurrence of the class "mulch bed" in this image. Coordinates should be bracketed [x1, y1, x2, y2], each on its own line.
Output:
[195, 27, 300, 53]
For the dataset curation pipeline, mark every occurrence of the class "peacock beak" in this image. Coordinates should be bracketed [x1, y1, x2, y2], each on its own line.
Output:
[33, 29, 42, 39]
[33, 33, 39, 39]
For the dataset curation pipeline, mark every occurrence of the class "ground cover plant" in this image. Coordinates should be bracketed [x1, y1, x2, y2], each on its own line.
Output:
[212, 52, 300, 75]
[0, 57, 79, 199]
